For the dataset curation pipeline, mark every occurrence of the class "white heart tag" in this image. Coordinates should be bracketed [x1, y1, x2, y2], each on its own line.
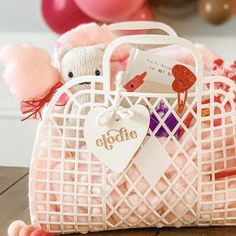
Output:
[84, 104, 150, 172]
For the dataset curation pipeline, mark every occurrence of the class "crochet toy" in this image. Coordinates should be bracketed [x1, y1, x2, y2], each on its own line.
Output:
[55, 23, 130, 109]
[55, 23, 129, 86]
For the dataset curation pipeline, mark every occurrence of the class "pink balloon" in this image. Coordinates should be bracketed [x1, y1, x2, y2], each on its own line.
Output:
[41, 0, 94, 34]
[127, 3, 153, 21]
[74, 0, 145, 22]
[123, 3, 153, 35]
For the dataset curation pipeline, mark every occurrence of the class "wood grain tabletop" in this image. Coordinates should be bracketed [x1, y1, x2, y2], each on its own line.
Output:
[1, 166, 236, 236]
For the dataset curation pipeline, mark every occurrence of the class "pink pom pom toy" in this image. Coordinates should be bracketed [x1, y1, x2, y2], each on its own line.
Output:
[0, 44, 62, 101]
[0, 44, 63, 121]
[8, 221, 55, 236]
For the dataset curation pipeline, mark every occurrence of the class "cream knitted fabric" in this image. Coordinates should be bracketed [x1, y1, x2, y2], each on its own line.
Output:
[58, 45, 106, 149]
[60, 45, 104, 82]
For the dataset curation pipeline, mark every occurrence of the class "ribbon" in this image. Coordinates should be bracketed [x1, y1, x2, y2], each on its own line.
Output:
[20, 82, 64, 121]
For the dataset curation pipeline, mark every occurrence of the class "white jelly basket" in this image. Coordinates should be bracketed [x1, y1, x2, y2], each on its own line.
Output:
[29, 22, 236, 234]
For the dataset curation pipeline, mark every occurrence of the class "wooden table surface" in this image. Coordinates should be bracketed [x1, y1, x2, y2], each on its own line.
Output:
[1, 166, 236, 236]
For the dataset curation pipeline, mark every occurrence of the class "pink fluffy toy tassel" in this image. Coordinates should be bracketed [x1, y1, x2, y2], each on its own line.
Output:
[8, 221, 55, 236]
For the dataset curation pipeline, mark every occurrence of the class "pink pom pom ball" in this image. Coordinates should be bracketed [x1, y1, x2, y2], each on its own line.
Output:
[8, 220, 26, 236]
[30, 229, 45, 236]
[19, 225, 36, 236]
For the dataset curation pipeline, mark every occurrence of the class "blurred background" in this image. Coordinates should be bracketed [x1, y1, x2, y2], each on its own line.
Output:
[0, 0, 235, 167]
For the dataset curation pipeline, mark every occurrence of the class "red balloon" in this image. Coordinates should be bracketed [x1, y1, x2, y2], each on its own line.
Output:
[74, 0, 145, 22]
[41, 0, 94, 34]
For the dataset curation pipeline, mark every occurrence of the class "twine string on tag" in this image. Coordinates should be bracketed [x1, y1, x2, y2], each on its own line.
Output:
[96, 72, 133, 126]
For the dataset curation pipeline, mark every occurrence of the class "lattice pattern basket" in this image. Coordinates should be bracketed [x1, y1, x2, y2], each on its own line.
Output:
[29, 23, 236, 235]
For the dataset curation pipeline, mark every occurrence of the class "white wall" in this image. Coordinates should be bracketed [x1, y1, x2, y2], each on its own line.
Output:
[0, 0, 57, 167]
[0, 1, 235, 167]
[0, 33, 57, 167]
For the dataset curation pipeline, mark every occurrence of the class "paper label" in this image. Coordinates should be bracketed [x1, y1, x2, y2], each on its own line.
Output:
[134, 134, 172, 186]
[84, 105, 150, 173]
[123, 48, 197, 92]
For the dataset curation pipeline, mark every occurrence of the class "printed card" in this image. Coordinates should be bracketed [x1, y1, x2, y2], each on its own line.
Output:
[123, 48, 201, 93]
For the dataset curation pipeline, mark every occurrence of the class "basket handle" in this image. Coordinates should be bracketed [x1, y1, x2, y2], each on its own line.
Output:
[102, 34, 203, 93]
[108, 21, 177, 36]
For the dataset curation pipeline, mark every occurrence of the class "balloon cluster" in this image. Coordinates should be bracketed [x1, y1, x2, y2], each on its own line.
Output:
[41, 0, 236, 34]
[41, 0, 153, 34]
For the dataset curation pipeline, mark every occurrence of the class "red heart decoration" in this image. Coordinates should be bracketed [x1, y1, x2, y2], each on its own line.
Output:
[172, 64, 197, 113]
[172, 64, 196, 93]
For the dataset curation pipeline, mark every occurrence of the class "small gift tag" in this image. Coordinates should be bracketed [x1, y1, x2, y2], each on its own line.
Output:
[134, 134, 171, 186]
[84, 104, 150, 172]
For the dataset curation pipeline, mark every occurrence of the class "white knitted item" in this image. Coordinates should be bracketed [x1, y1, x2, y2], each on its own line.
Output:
[56, 44, 106, 149]
[60, 45, 104, 82]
